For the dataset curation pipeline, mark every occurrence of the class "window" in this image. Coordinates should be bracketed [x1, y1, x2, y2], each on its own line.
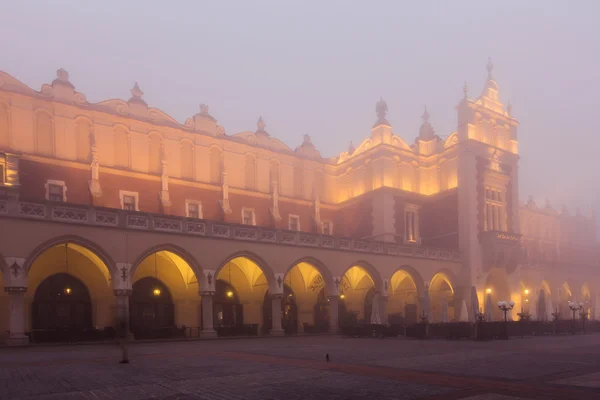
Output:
[119, 190, 139, 211]
[484, 187, 506, 231]
[322, 220, 333, 235]
[288, 215, 300, 231]
[404, 205, 420, 243]
[242, 208, 256, 226]
[45, 180, 67, 202]
[186, 200, 202, 219]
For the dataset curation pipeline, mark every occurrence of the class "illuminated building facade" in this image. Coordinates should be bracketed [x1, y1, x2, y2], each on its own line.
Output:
[0, 61, 598, 345]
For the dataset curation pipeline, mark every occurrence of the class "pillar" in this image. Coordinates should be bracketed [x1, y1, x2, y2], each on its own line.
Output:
[5, 288, 28, 346]
[114, 289, 132, 339]
[380, 295, 389, 325]
[200, 291, 217, 338]
[328, 295, 339, 334]
[270, 294, 284, 336]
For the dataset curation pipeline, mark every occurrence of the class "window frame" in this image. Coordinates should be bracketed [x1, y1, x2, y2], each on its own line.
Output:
[119, 190, 139, 211]
[321, 220, 334, 235]
[45, 179, 67, 202]
[241, 207, 256, 226]
[185, 199, 203, 219]
[288, 214, 301, 231]
[404, 204, 421, 244]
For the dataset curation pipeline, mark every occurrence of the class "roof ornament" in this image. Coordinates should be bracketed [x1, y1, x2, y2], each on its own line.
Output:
[57, 68, 70, 82]
[422, 106, 430, 124]
[506, 101, 512, 116]
[348, 141, 355, 154]
[199, 104, 209, 115]
[486, 57, 494, 80]
[418, 106, 435, 141]
[375, 97, 388, 124]
[257, 116, 266, 131]
[463, 81, 469, 99]
[302, 134, 312, 145]
[131, 82, 143, 99]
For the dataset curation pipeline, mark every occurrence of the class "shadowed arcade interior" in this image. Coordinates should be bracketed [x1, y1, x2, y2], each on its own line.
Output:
[388, 269, 419, 325]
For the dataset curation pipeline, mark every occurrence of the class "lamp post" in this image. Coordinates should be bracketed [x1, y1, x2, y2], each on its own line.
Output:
[497, 301, 515, 322]
[568, 301, 583, 334]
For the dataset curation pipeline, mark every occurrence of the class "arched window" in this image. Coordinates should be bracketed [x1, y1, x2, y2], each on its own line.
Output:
[75, 119, 91, 162]
[148, 134, 162, 174]
[245, 154, 256, 190]
[180, 141, 194, 180]
[313, 169, 324, 199]
[35, 112, 54, 156]
[113, 127, 130, 168]
[269, 159, 280, 192]
[293, 165, 303, 198]
[210, 146, 222, 184]
[0, 104, 9, 149]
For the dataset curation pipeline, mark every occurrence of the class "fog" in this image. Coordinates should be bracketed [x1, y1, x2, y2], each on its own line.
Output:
[1, 0, 598, 217]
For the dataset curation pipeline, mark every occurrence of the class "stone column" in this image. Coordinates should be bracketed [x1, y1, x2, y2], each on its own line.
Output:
[328, 295, 339, 334]
[5, 287, 28, 346]
[200, 291, 217, 338]
[114, 289, 133, 339]
[270, 294, 284, 336]
[380, 295, 389, 325]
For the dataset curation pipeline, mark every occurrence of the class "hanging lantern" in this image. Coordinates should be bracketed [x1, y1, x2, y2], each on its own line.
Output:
[64, 287, 72, 295]
[153, 287, 161, 296]
[63, 244, 71, 295]
[226, 290, 234, 298]
[152, 252, 161, 296]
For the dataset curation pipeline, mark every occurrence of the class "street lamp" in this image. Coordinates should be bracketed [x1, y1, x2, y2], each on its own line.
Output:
[497, 301, 515, 322]
[568, 301, 583, 333]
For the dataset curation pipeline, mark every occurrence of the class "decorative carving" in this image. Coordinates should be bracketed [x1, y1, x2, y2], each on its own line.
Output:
[52, 206, 88, 222]
[127, 215, 149, 229]
[95, 211, 118, 226]
[4, 287, 27, 293]
[114, 289, 132, 297]
[207, 272, 213, 286]
[131, 82, 143, 99]
[120, 266, 127, 282]
[10, 261, 21, 278]
[57, 68, 70, 82]
[200, 104, 209, 115]
[153, 217, 182, 232]
[375, 97, 388, 123]
[277, 275, 282, 288]
[270, 181, 281, 221]
[19, 202, 46, 218]
[219, 170, 232, 214]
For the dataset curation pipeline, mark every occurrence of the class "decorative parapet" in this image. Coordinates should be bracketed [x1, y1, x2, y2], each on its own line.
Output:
[0, 198, 463, 262]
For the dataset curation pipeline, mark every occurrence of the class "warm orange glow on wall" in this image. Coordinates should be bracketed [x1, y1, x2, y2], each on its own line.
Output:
[486, 288, 492, 294]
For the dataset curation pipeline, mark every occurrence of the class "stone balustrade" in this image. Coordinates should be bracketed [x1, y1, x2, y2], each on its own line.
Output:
[0, 198, 462, 262]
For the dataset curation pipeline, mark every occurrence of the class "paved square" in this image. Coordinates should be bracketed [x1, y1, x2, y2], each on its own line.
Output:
[1, 334, 600, 399]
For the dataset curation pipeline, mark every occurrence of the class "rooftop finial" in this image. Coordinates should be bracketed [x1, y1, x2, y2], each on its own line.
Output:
[131, 82, 143, 98]
[57, 68, 70, 82]
[506, 101, 512, 116]
[375, 97, 388, 122]
[199, 104, 209, 115]
[348, 141, 355, 154]
[422, 106, 430, 123]
[486, 57, 494, 80]
[463, 81, 468, 99]
[257, 116, 266, 131]
[303, 134, 312, 145]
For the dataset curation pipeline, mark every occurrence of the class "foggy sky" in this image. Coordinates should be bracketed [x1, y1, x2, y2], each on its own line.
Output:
[1, 1, 598, 218]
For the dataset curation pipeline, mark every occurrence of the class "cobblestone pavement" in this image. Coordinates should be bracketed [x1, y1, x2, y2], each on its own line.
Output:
[1, 334, 600, 399]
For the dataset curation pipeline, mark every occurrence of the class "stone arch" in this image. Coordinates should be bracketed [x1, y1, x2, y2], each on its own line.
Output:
[209, 145, 223, 184]
[74, 115, 93, 162]
[179, 138, 195, 180]
[338, 261, 383, 323]
[429, 270, 457, 322]
[34, 109, 54, 156]
[282, 257, 334, 333]
[215, 251, 275, 292]
[130, 243, 204, 291]
[112, 124, 130, 168]
[244, 152, 257, 190]
[388, 265, 424, 325]
[0, 100, 11, 149]
[484, 268, 511, 321]
[147, 131, 163, 174]
[24, 236, 115, 332]
[24, 235, 115, 279]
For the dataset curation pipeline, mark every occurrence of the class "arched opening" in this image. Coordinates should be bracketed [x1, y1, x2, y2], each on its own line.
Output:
[26, 242, 112, 342]
[281, 261, 332, 333]
[215, 256, 270, 336]
[484, 268, 511, 321]
[581, 284, 592, 318]
[429, 273, 455, 322]
[388, 269, 419, 325]
[339, 265, 375, 325]
[558, 282, 572, 318]
[32, 273, 93, 342]
[263, 284, 298, 335]
[214, 279, 242, 328]
[129, 277, 174, 338]
[132, 250, 200, 337]
[314, 287, 347, 331]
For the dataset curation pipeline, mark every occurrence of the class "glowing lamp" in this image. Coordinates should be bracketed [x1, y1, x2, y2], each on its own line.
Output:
[64, 287, 72, 295]
[486, 288, 492, 294]
[153, 288, 161, 296]
[340, 294, 346, 299]
[226, 290, 234, 298]
[524, 289, 530, 295]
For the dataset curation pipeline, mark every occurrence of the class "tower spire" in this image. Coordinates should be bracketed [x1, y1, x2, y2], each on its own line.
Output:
[486, 57, 494, 80]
